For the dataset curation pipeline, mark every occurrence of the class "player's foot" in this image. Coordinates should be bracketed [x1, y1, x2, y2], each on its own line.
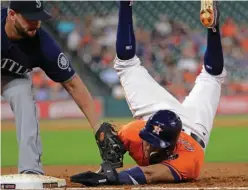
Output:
[200, 0, 219, 31]
[20, 170, 43, 175]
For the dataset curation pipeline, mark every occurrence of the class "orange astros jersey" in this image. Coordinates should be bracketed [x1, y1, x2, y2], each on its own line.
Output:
[118, 120, 204, 181]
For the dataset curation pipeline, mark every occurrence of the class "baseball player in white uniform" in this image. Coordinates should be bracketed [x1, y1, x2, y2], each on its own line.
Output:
[114, 0, 226, 150]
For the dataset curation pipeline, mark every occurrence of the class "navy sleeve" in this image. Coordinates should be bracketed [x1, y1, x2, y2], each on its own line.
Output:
[38, 28, 76, 83]
[1, 8, 7, 21]
[1, 8, 10, 52]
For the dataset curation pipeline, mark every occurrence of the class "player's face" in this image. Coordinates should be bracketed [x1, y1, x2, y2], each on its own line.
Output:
[142, 140, 160, 160]
[14, 13, 41, 38]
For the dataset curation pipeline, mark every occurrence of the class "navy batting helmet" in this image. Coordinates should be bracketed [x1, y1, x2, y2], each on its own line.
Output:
[139, 110, 182, 150]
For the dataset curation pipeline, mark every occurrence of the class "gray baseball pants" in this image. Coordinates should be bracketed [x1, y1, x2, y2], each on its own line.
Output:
[2, 75, 44, 174]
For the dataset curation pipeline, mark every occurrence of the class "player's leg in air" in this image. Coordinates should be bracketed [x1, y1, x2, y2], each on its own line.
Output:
[114, 1, 184, 120]
[182, 0, 226, 148]
[2, 75, 43, 174]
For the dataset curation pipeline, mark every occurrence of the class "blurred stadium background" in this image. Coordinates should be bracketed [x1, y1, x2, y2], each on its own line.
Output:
[1, 1, 248, 119]
[1, 1, 248, 167]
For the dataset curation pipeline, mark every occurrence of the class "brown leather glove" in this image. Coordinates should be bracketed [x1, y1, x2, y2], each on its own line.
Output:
[95, 122, 126, 169]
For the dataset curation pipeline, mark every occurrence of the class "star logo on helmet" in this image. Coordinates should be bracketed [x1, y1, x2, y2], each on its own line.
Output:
[171, 121, 176, 127]
[152, 125, 163, 135]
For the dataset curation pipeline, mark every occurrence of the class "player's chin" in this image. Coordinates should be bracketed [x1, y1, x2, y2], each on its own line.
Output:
[27, 30, 37, 37]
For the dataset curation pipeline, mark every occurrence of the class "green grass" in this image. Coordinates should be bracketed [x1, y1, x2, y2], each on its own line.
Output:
[1, 127, 248, 167]
[1, 130, 135, 167]
[205, 127, 248, 162]
[214, 115, 248, 119]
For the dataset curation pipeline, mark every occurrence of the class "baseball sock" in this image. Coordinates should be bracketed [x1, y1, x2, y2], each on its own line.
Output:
[116, 1, 136, 60]
[204, 25, 224, 75]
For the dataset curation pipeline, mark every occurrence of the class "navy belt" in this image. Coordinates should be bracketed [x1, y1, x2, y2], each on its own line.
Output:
[190, 133, 205, 149]
[182, 129, 205, 149]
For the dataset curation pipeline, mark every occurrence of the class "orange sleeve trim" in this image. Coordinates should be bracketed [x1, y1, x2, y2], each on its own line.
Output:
[161, 162, 183, 182]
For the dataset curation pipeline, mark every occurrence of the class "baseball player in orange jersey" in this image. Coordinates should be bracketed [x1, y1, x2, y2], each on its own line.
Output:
[118, 119, 204, 182]
[71, 0, 226, 186]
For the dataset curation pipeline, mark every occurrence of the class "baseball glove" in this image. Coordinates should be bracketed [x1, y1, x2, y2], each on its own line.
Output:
[95, 122, 126, 169]
[70, 162, 119, 186]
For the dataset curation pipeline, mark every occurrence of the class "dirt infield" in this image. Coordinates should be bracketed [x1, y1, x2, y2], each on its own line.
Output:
[2, 163, 248, 188]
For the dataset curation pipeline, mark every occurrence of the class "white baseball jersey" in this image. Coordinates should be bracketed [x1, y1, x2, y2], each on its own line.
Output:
[114, 55, 226, 149]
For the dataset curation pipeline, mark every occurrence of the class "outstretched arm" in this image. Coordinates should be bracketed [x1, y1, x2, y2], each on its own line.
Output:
[140, 164, 180, 183]
[62, 74, 100, 132]
[118, 164, 181, 185]
[38, 28, 101, 133]
[70, 164, 181, 186]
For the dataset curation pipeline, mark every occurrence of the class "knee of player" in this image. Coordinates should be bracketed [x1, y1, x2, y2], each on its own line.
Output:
[113, 55, 141, 72]
[198, 66, 227, 84]
[113, 56, 121, 71]
[8, 86, 32, 101]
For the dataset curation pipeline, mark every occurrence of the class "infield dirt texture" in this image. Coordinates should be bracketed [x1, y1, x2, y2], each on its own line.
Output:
[1, 116, 248, 188]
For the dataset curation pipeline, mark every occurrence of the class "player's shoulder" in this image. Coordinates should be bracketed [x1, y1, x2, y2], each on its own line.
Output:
[118, 120, 146, 140]
[37, 27, 63, 61]
[119, 120, 146, 134]
[161, 134, 205, 181]
[177, 132, 203, 153]
[177, 133, 196, 152]
[38, 27, 57, 46]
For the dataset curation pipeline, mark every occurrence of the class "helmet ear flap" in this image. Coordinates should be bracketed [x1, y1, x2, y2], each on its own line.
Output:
[149, 147, 177, 164]
[149, 150, 167, 164]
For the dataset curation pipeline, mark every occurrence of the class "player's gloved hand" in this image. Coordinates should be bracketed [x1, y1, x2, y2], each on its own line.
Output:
[70, 171, 107, 186]
[70, 162, 119, 186]
[95, 122, 126, 169]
